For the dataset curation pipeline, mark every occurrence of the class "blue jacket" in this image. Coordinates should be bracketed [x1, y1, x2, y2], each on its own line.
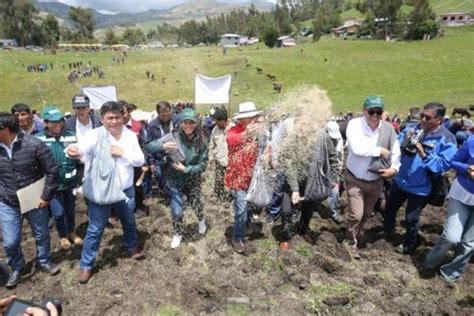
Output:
[145, 114, 180, 164]
[450, 136, 474, 194]
[395, 125, 457, 196]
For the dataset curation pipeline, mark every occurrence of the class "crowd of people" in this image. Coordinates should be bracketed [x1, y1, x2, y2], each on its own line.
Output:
[0, 93, 473, 292]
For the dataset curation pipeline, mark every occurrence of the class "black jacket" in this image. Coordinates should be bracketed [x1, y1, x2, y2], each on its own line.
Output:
[65, 114, 102, 133]
[0, 132, 59, 207]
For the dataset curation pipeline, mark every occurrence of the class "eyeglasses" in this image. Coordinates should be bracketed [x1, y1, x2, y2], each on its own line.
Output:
[367, 109, 383, 116]
[420, 113, 435, 121]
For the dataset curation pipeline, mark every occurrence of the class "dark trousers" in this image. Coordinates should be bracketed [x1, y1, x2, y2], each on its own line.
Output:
[280, 181, 316, 241]
[133, 167, 145, 211]
[214, 164, 228, 200]
[384, 181, 428, 248]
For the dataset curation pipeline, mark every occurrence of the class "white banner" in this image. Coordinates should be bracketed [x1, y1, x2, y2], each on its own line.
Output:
[195, 74, 231, 104]
[81, 85, 118, 110]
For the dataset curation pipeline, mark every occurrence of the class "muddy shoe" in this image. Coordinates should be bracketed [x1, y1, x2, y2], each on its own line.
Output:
[331, 215, 344, 225]
[60, 238, 72, 250]
[5, 270, 21, 288]
[68, 232, 83, 246]
[232, 240, 246, 254]
[39, 262, 60, 275]
[198, 219, 207, 235]
[171, 234, 182, 249]
[395, 244, 415, 255]
[78, 269, 92, 284]
[130, 248, 145, 260]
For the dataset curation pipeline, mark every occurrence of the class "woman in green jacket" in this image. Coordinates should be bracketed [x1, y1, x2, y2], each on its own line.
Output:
[146, 108, 208, 249]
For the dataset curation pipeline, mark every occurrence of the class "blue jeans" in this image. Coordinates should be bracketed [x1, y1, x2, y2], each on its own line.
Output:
[267, 172, 286, 220]
[231, 190, 249, 242]
[154, 162, 166, 192]
[164, 181, 203, 235]
[142, 171, 152, 198]
[80, 186, 138, 270]
[50, 188, 76, 238]
[0, 202, 51, 271]
[383, 181, 428, 248]
[423, 198, 474, 282]
[327, 183, 340, 219]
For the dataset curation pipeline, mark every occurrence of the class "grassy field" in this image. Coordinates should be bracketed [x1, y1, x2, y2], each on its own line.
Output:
[0, 24, 473, 115]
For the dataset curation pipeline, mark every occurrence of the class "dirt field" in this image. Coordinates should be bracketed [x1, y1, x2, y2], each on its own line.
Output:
[1, 172, 473, 315]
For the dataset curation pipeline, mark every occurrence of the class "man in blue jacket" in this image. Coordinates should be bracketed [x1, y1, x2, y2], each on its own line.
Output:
[383, 102, 457, 254]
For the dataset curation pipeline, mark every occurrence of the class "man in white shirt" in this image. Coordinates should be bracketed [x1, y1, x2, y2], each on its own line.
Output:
[344, 96, 401, 259]
[67, 101, 145, 284]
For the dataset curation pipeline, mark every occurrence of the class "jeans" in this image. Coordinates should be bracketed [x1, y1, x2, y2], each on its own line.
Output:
[384, 181, 428, 248]
[231, 190, 249, 242]
[153, 162, 166, 192]
[327, 184, 340, 219]
[164, 181, 204, 235]
[423, 198, 474, 282]
[80, 186, 138, 270]
[142, 171, 152, 198]
[0, 202, 51, 271]
[50, 188, 76, 238]
[267, 172, 286, 220]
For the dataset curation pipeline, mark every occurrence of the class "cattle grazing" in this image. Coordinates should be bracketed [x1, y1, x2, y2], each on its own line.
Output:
[452, 108, 470, 118]
[266, 74, 276, 81]
[273, 82, 282, 93]
[256, 67, 263, 74]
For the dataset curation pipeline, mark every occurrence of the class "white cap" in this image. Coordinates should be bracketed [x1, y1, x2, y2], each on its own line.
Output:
[326, 120, 341, 139]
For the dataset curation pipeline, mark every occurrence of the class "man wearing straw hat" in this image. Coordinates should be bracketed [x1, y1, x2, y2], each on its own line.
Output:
[225, 102, 263, 254]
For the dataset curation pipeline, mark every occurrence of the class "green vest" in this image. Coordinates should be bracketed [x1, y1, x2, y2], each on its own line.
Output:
[36, 129, 79, 191]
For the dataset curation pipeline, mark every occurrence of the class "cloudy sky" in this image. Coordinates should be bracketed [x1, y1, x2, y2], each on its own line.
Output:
[40, 1, 275, 14]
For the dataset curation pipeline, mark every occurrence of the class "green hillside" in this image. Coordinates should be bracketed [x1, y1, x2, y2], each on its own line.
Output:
[1, 25, 473, 116]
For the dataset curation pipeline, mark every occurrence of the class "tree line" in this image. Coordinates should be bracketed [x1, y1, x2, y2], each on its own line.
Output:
[0, 0, 439, 48]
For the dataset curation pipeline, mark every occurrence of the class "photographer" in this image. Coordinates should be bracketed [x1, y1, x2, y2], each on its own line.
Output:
[0, 296, 58, 316]
[382, 102, 457, 254]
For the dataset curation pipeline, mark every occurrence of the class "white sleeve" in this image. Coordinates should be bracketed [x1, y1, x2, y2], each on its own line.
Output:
[390, 138, 401, 172]
[347, 119, 381, 157]
[120, 133, 145, 167]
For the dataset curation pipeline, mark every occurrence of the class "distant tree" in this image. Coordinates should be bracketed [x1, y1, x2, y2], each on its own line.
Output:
[355, 0, 403, 38]
[41, 14, 60, 47]
[406, 0, 438, 39]
[103, 29, 119, 45]
[69, 6, 96, 43]
[146, 28, 158, 40]
[263, 26, 279, 48]
[121, 28, 145, 46]
[0, 0, 38, 46]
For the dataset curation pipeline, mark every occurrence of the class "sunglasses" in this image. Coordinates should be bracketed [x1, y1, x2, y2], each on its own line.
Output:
[420, 113, 435, 121]
[367, 109, 383, 116]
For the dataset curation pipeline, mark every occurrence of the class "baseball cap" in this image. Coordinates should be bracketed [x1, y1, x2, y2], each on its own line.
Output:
[180, 108, 198, 122]
[72, 94, 90, 108]
[42, 106, 64, 121]
[363, 96, 384, 109]
[326, 120, 342, 139]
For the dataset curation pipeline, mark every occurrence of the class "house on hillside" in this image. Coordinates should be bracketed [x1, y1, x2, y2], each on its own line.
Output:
[331, 19, 363, 37]
[0, 39, 18, 48]
[277, 35, 296, 47]
[439, 12, 472, 26]
[219, 34, 241, 48]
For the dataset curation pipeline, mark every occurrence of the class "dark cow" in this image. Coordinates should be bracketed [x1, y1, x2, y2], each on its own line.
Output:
[256, 67, 263, 74]
[266, 74, 276, 81]
[273, 82, 282, 93]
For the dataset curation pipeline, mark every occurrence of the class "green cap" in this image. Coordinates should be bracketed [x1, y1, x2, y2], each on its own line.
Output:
[42, 106, 64, 121]
[180, 108, 198, 122]
[363, 96, 384, 109]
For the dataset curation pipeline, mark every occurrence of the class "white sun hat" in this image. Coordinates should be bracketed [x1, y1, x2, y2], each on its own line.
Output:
[326, 120, 342, 140]
[234, 101, 262, 120]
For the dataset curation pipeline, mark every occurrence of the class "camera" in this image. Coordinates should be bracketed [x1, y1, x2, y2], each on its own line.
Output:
[5, 297, 62, 316]
[401, 129, 425, 154]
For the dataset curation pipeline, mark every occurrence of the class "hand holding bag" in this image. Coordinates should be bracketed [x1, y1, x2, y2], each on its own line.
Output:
[82, 128, 127, 205]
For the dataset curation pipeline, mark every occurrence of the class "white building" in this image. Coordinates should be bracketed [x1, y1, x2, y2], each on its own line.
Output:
[220, 34, 241, 48]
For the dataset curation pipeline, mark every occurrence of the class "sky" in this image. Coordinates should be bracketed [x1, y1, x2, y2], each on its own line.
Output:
[40, 0, 276, 14]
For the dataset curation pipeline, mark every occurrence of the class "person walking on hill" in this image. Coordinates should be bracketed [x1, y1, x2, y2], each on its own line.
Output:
[146, 108, 208, 249]
[225, 102, 263, 254]
[67, 101, 145, 284]
[0, 112, 60, 289]
[344, 96, 400, 259]
[36, 106, 82, 250]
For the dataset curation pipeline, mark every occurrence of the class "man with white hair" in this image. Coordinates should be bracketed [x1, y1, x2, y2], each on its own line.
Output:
[225, 102, 263, 254]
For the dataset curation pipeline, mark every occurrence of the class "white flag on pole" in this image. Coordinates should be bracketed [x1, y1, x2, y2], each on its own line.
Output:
[194, 74, 231, 104]
[81, 85, 118, 110]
